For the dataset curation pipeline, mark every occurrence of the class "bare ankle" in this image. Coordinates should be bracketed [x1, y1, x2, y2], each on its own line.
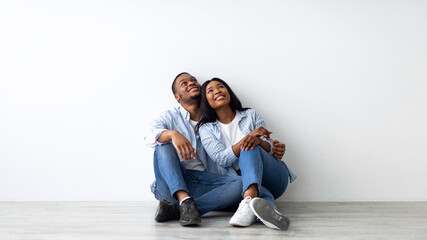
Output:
[243, 184, 259, 199]
[175, 190, 190, 203]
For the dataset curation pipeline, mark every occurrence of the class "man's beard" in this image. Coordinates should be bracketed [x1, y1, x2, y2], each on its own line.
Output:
[190, 94, 201, 100]
[179, 93, 201, 104]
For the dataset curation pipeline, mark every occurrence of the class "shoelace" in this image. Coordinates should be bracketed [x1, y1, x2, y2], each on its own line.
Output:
[236, 197, 252, 214]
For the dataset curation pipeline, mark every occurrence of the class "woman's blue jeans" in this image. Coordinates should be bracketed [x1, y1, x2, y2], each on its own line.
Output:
[239, 146, 290, 209]
[152, 143, 243, 216]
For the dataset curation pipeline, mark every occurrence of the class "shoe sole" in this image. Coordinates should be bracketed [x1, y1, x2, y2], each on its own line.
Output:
[250, 198, 290, 231]
[229, 219, 254, 227]
[180, 218, 201, 226]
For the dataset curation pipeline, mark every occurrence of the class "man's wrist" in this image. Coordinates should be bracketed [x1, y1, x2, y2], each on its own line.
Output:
[169, 130, 179, 140]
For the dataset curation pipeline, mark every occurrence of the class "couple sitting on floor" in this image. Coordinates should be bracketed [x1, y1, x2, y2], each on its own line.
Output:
[144, 72, 297, 231]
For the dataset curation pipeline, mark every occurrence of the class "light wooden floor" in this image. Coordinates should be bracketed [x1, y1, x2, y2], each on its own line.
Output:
[1, 201, 426, 240]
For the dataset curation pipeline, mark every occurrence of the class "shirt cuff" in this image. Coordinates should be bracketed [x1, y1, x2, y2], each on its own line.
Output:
[224, 146, 238, 166]
[260, 136, 274, 155]
[144, 129, 167, 147]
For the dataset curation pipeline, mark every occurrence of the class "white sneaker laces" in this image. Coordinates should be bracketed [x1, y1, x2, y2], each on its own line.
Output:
[236, 197, 252, 214]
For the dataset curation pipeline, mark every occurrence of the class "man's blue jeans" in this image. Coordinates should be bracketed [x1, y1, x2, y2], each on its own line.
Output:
[239, 146, 290, 209]
[151, 143, 243, 216]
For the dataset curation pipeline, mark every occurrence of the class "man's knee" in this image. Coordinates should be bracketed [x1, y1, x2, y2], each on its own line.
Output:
[154, 143, 178, 162]
[155, 143, 176, 156]
[153, 143, 182, 174]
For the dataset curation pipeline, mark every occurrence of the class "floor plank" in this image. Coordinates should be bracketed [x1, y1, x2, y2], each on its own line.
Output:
[0, 201, 426, 240]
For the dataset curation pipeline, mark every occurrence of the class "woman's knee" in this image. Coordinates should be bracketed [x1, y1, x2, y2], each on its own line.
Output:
[239, 145, 263, 158]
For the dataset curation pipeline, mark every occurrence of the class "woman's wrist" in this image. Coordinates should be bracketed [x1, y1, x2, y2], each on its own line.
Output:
[248, 131, 259, 138]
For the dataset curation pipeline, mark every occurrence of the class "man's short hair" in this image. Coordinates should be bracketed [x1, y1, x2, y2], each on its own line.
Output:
[172, 72, 189, 94]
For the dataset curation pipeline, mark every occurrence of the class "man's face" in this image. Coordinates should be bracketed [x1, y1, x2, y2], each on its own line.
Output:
[174, 74, 201, 104]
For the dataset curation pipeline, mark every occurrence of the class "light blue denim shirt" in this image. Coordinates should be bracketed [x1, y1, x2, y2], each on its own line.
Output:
[198, 109, 297, 182]
[144, 106, 219, 174]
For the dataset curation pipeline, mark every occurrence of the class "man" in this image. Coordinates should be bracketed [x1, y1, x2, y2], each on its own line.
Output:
[144, 72, 287, 226]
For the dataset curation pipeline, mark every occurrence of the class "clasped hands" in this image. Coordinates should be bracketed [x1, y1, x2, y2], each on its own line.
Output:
[239, 127, 286, 159]
[170, 127, 287, 161]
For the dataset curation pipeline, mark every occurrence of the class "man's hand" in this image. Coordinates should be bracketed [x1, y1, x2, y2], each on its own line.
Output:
[272, 140, 286, 159]
[171, 131, 196, 161]
[249, 126, 272, 141]
[240, 135, 262, 151]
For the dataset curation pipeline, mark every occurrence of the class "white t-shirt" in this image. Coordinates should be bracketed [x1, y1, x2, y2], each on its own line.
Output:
[180, 119, 206, 171]
[217, 115, 246, 148]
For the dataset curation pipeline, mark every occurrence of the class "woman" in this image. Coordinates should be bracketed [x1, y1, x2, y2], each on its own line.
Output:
[196, 78, 297, 231]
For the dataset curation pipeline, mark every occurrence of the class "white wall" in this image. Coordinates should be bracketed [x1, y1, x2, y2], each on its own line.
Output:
[1, 0, 426, 201]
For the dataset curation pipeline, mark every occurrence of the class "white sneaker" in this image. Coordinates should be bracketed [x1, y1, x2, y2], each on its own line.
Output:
[249, 197, 290, 231]
[229, 197, 257, 227]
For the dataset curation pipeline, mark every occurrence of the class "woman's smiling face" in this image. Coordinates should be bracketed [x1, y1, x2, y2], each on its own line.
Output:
[205, 80, 230, 110]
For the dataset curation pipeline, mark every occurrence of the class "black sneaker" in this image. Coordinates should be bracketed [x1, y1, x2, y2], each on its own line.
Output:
[249, 197, 290, 231]
[179, 198, 201, 226]
[154, 200, 180, 222]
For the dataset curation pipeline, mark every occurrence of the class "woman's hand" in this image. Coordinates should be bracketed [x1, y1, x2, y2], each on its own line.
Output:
[272, 140, 286, 159]
[239, 135, 262, 151]
[249, 126, 272, 141]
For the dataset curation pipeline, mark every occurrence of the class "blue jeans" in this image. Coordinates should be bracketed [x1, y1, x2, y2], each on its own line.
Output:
[151, 143, 243, 216]
[239, 146, 290, 209]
